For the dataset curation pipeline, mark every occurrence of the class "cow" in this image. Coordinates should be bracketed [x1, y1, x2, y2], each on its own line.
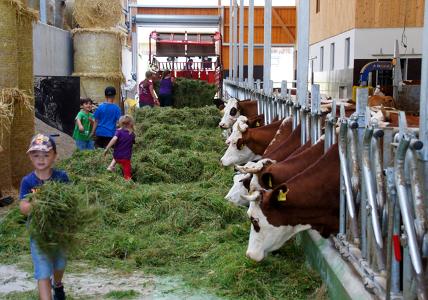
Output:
[219, 99, 258, 129]
[220, 119, 283, 166]
[225, 172, 252, 206]
[243, 143, 340, 261]
[368, 95, 395, 108]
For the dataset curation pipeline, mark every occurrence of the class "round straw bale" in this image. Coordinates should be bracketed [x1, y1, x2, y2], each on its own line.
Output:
[11, 6, 36, 186]
[0, 0, 18, 88]
[75, 73, 123, 104]
[73, 0, 122, 29]
[0, 91, 14, 190]
[73, 29, 123, 74]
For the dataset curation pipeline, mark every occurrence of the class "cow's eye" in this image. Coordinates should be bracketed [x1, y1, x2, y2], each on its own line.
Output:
[230, 107, 238, 116]
[250, 216, 260, 232]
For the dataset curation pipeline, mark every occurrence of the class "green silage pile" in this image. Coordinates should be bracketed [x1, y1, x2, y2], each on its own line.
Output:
[0, 106, 321, 299]
[155, 78, 218, 108]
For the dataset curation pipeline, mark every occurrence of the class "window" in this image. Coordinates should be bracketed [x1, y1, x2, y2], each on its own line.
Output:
[320, 46, 324, 71]
[330, 43, 335, 70]
[345, 38, 350, 68]
[316, 0, 320, 13]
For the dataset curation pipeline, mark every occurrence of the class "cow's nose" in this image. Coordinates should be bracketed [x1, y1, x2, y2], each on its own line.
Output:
[246, 250, 264, 262]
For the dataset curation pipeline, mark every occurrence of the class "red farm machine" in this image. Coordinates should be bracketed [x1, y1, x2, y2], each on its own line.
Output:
[149, 31, 223, 95]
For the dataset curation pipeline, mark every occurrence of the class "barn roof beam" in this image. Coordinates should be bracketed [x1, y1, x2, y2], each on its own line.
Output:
[272, 8, 295, 42]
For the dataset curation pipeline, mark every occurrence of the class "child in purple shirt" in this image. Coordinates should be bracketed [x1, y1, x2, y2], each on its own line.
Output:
[104, 115, 136, 180]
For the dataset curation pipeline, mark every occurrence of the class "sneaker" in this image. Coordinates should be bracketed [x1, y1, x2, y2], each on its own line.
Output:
[53, 284, 66, 300]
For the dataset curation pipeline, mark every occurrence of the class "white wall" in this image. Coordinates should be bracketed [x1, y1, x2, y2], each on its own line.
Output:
[122, 46, 133, 81]
[354, 28, 423, 59]
[33, 22, 73, 76]
[309, 29, 355, 72]
[310, 27, 423, 74]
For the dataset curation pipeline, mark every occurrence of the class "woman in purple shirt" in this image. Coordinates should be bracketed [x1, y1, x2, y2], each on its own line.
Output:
[138, 71, 159, 107]
[159, 70, 175, 107]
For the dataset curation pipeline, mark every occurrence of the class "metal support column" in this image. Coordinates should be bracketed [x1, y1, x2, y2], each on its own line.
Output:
[239, 0, 244, 83]
[132, 30, 138, 80]
[229, 0, 233, 80]
[248, 0, 254, 87]
[296, 0, 310, 145]
[233, 0, 239, 82]
[263, 0, 272, 94]
[419, 0, 428, 198]
[40, 0, 47, 23]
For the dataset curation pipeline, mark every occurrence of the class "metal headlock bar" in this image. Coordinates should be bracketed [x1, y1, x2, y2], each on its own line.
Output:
[223, 0, 428, 297]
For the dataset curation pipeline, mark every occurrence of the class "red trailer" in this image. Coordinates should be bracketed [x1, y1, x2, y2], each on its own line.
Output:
[149, 31, 223, 91]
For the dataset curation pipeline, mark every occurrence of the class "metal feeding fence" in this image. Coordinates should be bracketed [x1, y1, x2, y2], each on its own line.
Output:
[223, 79, 428, 299]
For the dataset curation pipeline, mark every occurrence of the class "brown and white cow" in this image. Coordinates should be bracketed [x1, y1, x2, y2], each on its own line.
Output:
[219, 99, 259, 129]
[244, 143, 340, 261]
[220, 119, 283, 166]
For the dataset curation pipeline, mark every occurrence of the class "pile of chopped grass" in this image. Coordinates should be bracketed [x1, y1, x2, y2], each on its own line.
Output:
[0, 106, 321, 299]
[154, 78, 218, 108]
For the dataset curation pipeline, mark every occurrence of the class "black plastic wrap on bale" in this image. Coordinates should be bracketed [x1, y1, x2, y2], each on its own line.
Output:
[154, 77, 217, 108]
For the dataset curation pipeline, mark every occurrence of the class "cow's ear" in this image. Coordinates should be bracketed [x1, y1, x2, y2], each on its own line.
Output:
[230, 107, 238, 116]
[237, 138, 245, 150]
[261, 172, 273, 189]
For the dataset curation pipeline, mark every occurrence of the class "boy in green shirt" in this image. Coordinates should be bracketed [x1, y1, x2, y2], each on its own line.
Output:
[73, 98, 95, 150]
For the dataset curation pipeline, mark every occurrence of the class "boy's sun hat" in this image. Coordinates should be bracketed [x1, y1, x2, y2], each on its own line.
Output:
[27, 134, 57, 153]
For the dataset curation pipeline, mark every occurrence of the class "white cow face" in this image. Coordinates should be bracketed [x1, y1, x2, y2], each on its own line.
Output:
[225, 173, 252, 206]
[220, 137, 261, 166]
[244, 191, 311, 262]
[219, 98, 239, 129]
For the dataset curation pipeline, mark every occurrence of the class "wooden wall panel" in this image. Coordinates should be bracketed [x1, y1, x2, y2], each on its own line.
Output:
[223, 6, 296, 44]
[309, 0, 356, 44]
[222, 47, 265, 68]
[355, 0, 424, 28]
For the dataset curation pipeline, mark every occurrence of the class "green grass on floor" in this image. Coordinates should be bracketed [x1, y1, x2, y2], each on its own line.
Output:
[0, 106, 322, 299]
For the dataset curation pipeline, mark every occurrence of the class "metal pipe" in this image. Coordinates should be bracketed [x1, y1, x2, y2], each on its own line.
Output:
[133, 14, 220, 25]
[233, 0, 238, 82]
[296, 0, 309, 109]
[256, 79, 261, 115]
[40, 0, 47, 23]
[229, 0, 233, 79]
[324, 118, 332, 151]
[339, 121, 359, 241]
[239, 0, 244, 83]
[394, 137, 424, 275]
[263, 0, 272, 94]
[385, 168, 397, 300]
[248, 0, 254, 86]
[372, 129, 386, 211]
[362, 127, 384, 251]
[407, 146, 427, 243]
[350, 121, 360, 196]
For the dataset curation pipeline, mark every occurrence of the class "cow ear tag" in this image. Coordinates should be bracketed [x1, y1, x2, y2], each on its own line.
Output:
[268, 176, 272, 188]
[256, 121, 260, 127]
[277, 189, 288, 202]
[238, 143, 245, 150]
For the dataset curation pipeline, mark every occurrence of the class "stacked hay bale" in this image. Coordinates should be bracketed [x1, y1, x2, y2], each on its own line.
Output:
[72, 0, 124, 104]
[0, 0, 36, 189]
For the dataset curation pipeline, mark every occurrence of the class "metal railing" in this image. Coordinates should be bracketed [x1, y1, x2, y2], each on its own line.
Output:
[223, 80, 428, 300]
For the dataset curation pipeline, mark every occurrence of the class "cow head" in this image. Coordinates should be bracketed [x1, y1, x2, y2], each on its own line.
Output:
[226, 116, 248, 145]
[243, 188, 311, 262]
[235, 158, 276, 174]
[220, 119, 261, 166]
[225, 172, 252, 206]
[219, 98, 240, 129]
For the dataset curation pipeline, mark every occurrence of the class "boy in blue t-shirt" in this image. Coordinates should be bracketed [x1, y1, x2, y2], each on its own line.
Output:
[93, 86, 122, 148]
[19, 134, 69, 300]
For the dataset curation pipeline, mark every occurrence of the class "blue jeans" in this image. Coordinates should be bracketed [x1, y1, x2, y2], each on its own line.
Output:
[30, 238, 66, 280]
[75, 139, 95, 150]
